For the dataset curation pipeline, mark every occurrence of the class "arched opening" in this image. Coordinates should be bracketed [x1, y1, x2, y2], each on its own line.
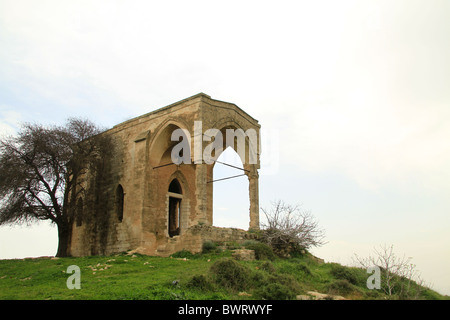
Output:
[212, 147, 249, 230]
[115, 184, 124, 222]
[168, 178, 182, 237]
[150, 122, 191, 167]
[169, 179, 182, 194]
[76, 198, 83, 227]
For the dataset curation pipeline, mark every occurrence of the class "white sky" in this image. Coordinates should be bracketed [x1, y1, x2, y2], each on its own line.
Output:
[0, 0, 449, 295]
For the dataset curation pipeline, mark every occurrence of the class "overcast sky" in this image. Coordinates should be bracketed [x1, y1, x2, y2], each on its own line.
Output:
[1, 0, 449, 295]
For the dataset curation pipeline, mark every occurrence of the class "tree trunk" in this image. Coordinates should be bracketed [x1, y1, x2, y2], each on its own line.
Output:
[56, 221, 72, 257]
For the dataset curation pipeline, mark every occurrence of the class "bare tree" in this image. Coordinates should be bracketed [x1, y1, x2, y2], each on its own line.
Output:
[0, 118, 113, 257]
[353, 244, 426, 299]
[260, 200, 326, 257]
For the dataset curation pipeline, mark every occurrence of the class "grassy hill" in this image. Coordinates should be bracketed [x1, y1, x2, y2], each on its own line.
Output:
[0, 245, 447, 300]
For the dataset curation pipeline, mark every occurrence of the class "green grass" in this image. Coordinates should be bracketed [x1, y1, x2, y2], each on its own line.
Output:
[0, 253, 226, 300]
[0, 249, 448, 300]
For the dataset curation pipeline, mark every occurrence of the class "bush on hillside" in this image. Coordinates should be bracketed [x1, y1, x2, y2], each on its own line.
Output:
[260, 200, 326, 257]
[260, 261, 276, 273]
[202, 240, 217, 253]
[244, 242, 276, 261]
[327, 279, 356, 296]
[187, 274, 213, 291]
[330, 264, 358, 285]
[256, 283, 296, 300]
[209, 258, 251, 291]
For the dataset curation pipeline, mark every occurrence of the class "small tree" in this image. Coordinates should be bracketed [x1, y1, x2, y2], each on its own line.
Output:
[259, 200, 326, 257]
[0, 118, 113, 257]
[353, 244, 426, 299]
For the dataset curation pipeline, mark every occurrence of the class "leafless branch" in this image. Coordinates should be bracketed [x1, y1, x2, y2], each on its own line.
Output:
[260, 200, 326, 256]
[353, 244, 425, 299]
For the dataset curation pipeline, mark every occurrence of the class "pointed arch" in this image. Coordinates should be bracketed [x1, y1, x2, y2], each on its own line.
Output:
[208, 118, 260, 167]
[167, 170, 190, 198]
[212, 147, 249, 230]
[148, 119, 192, 167]
[168, 179, 182, 194]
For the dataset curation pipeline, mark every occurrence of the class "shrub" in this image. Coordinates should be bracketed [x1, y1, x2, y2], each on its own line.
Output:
[330, 264, 358, 285]
[187, 274, 213, 291]
[260, 200, 326, 257]
[272, 273, 302, 293]
[209, 258, 251, 291]
[244, 242, 276, 261]
[256, 283, 296, 300]
[248, 270, 269, 288]
[202, 240, 217, 253]
[260, 261, 276, 273]
[171, 250, 197, 259]
[295, 263, 312, 277]
[328, 279, 356, 296]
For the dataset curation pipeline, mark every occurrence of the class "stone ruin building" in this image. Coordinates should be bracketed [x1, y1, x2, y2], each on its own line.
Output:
[69, 93, 260, 256]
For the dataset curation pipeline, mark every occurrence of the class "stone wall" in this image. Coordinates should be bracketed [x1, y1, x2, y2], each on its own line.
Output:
[152, 225, 257, 256]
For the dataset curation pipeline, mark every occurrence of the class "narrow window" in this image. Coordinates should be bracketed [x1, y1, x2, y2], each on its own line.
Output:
[76, 198, 83, 227]
[116, 184, 124, 222]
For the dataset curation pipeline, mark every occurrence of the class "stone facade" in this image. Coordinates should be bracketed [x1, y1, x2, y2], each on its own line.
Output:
[69, 93, 260, 257]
